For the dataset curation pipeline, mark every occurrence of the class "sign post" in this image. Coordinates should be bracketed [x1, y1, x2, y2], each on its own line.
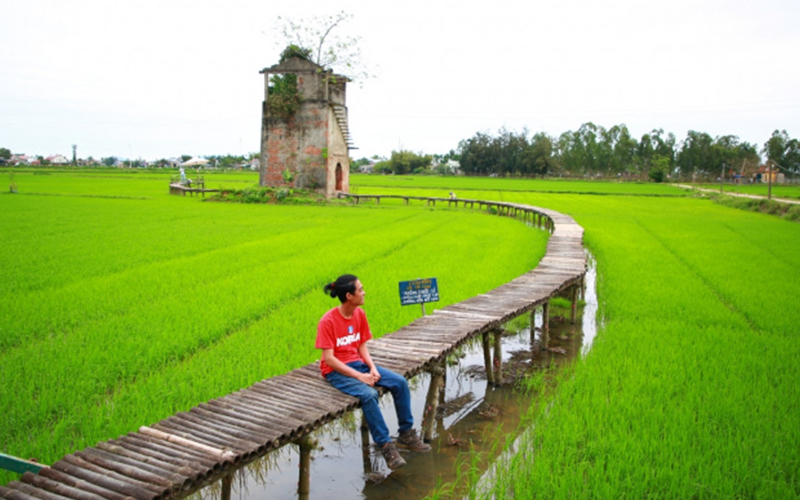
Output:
[399, 278, 439, 316]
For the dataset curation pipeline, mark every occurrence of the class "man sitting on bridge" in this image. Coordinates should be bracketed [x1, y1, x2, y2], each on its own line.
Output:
[316, 274, 431, 469]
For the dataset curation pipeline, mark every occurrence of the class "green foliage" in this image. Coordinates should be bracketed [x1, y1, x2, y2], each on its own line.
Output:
[675, 131, 761, 181]
[351, 157, 371, 169]
[459, 128, 557, 177]
[456, 123, 778, 182]
[763, 129, 800, 174]
[205, 154, 250, 169]
[0, 147, 11, 160]
[267, 72, 301, 118]
[279, 44, 312, 63]
[207, 186, 325, 204]
[708, 192, 800, 222]
[372, 161, 392, 174]
[386, 150, 432, 175]
[647, 154, 670, 182]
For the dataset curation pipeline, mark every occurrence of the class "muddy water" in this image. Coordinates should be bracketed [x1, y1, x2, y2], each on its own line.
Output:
[194, 258, 597, 500]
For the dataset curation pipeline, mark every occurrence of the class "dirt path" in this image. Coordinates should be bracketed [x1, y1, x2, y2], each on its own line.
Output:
[673, 184, 800, 205]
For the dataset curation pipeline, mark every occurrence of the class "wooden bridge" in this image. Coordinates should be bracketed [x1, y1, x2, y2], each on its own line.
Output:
[168, 178, 219, 198]
[1, 195, 586, 500]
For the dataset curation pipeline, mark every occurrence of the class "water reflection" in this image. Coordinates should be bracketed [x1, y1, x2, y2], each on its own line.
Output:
[193, 252, 597, 500]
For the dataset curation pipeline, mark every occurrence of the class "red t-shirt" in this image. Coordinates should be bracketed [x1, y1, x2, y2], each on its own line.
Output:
[316, 306, 373, 377]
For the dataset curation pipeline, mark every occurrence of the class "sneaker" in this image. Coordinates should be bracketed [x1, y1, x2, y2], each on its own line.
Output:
[398, 429, 432, 453]
[381, 442, 406, 469]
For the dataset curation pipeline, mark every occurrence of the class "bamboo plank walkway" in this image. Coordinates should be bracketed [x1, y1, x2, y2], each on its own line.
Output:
[1, 195, 586, 500]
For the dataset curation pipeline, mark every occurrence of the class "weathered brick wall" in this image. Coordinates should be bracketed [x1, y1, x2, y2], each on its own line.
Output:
[259, 58, 350, 197]
[326, 105, 350, 197]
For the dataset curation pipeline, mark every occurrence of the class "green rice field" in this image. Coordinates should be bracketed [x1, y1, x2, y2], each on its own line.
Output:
[354, 177, 800, 499]
[2, 169, 799, 498]
[352, 174, 687, 196]
[0, 169, 547, 485]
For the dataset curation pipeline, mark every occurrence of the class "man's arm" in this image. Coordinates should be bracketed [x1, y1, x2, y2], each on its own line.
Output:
[322, 348, 377, 386]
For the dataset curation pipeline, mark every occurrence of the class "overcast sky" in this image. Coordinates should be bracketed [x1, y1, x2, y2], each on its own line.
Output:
[2, 0, 798, 161]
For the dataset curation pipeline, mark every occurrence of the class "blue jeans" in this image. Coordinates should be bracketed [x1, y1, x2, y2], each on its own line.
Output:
[326, 361, 413, 446]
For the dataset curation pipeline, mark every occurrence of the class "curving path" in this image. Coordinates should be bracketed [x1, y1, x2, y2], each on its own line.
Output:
[0, 196, 586, 500]
[674, 183, 800, 205]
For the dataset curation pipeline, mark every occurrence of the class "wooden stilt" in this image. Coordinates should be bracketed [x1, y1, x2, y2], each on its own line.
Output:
[571, 284, 579, 325]
[482, 331, 494, 385]
[361, 420, 371, 474]
[439, 363, 447, 405]
[221, 472, 233, 500]
[541, 301, 550, 350]
[296, 434, 316, 498]
[493, 329, 503, 385]
[422, 364, 445, 442]
[580, 274, 586, 301]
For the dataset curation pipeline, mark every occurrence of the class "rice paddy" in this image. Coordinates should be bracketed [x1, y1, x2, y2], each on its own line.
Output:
[355, 178, 800, 499]
[2, 168, 798, 499]
[0, 169, 546, 485]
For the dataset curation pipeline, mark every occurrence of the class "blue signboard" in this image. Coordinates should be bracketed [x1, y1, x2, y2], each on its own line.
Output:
[399, 278, 439, 306]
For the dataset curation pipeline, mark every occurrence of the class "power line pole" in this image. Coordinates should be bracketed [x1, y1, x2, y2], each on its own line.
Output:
[768, 161, 773, 200]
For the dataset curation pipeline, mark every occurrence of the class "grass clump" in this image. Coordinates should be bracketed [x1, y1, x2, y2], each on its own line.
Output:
[207, 186, 329, 205]
[706, 192, 800, 222]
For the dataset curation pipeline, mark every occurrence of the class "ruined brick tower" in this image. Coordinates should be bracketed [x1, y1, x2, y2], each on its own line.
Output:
[259, 57, 353, 198]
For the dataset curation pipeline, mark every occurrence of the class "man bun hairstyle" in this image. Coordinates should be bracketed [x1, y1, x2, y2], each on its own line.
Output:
[323, 274, 358, 303]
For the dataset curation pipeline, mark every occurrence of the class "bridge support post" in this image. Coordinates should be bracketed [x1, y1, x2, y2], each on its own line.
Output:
[541, 301, 550, 350]
[361, 419, 372, 474]
[580, 274, 586, 301]
[422, 363, 445, 442]
[482, 331, 494, 385]
[221, 472, 233, 500]
[493, 329, 503, 385]
[296, 434, 317, 498]
[570, 284, 579, 325]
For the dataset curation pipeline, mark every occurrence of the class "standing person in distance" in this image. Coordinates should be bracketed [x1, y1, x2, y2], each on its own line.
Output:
[316, 274, 431, 469]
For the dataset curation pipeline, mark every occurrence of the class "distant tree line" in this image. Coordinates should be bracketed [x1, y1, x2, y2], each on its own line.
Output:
[0, 151, 257, 170]
[368, 150, 460, 175]
[456, 124, 799, 182]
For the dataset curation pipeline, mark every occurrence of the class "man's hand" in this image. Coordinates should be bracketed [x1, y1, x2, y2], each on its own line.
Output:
[357, 371, 377, 386]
